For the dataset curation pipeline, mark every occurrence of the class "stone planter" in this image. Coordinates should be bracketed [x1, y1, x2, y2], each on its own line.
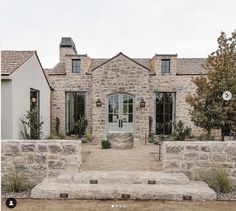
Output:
[107, 132, 134, 149]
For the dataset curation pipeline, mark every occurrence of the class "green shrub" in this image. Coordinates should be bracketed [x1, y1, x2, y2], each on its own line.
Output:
[84, 132, 93, 142]
[167, 134, 177, 141]
[199, 132, 215, 141]
[198, 166, 232, 193]
[4, 171, 28, 193]
[74, 116, 88, 137]
[47, 132, 57, 139]
[20, 108, 44, 139]
[47, 132, 66, 140]
[59, 133, 67, 139]
[101, 140, 111, 149]
[173, 121, 192, 141]
[148, 132, 156, 143]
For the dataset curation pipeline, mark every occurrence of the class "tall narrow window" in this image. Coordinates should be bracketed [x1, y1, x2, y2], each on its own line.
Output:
[65, 92, 85, 134]
[156, 92, 175, 135]
[30, 88, 40, 138]
[161, 59, 170, 73]
[30, 88, 40, 111]
[72, 59, 81, 73]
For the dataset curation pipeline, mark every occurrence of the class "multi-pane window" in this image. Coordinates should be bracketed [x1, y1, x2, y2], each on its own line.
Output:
[122, 95, 133, 123]
[156, 92, 175, 135]
[72, 59, 81, 73]
[161, 59, 170, 73]
[108, 95, 119, 123]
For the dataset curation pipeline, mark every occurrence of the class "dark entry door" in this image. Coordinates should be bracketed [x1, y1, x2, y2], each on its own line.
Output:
[65, 92, 85, 134]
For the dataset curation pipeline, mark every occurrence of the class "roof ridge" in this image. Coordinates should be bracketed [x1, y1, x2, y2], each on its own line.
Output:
[90, 52, 152, 72]
[1, 50, 36, 53]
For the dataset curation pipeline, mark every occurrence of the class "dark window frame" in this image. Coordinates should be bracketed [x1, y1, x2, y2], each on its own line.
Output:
[30, 88, 40, 138]
[72, 59, 81, 73]
[30, 88, 40, 111]
[65, 91, 86, 135]
[161, 59, 170, 74]
[155, 92, 176, 135]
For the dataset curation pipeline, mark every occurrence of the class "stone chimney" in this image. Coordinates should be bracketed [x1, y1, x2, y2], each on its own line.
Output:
[59, 37, 77, 61]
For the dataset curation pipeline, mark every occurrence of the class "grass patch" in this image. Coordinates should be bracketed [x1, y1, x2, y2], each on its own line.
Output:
[197, 166, 232, 193]
[2, 171, 32, 193]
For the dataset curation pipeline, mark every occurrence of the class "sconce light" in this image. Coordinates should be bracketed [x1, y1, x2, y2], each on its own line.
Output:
[140, 99, 145, 108]
[96, 99, 102, 107]
[32, 97, 37, 103]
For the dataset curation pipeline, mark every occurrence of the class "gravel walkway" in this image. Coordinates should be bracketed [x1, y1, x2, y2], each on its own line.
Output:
[82, 141, 162, 171]
[2, 199, 236, 211]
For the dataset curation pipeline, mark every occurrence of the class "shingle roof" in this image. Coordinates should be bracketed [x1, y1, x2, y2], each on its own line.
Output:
[46, 56, 208, 75]
[46, 62, 66, 75]
[177, 58, 207, 75]
[1, 51, 35, 75]
[88, 58, 109, 72]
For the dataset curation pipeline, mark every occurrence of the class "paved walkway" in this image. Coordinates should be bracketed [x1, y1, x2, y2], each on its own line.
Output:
[82, 141, 162, 171]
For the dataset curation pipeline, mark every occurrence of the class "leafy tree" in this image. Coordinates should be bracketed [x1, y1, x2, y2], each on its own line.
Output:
[186, 31, 236, 141]
[21, 108, 44, 139]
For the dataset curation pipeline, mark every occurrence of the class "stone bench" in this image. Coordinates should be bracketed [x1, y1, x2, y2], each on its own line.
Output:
[107, 132, 134, 149]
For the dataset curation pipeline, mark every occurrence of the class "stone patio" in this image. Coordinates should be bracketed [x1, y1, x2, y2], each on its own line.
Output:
[82, 141, 162, 171]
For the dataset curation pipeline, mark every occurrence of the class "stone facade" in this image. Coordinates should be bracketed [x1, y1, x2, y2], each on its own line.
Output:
[46, 37, 218, 142]
[161, 141, 236, 184]
[1, 140, 82, 185]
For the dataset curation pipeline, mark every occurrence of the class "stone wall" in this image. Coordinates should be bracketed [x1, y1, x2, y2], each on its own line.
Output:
[48, 55, 93, 134]
[92, 54, 151, 141]
[1, 140, 82, 185]
[161, 141, 236, 184]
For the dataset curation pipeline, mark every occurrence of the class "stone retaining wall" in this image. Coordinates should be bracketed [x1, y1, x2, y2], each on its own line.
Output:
[161, 141, 236, 184]
[1, 140, 82, 185]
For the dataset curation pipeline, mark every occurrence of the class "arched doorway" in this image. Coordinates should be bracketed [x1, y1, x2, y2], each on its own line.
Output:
[107, 94, 134, 132]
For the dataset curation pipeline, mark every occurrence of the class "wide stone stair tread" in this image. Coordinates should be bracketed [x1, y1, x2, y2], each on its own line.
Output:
[31, 171, 216, 201]
[31, 178, 216, 201]
[56, 171, 190, 185]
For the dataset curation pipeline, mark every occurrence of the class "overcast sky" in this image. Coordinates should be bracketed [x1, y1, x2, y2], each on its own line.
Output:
[1, 0, 236, 68]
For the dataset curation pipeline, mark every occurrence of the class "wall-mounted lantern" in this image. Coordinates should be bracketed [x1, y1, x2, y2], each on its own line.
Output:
[140, 99, 145, 108]
[31, 97, 37, 103]
[96, 99, 102, 107]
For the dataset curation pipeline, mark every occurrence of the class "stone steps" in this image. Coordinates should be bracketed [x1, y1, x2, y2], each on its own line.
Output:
[31, 171, 216, 201]
[56, 171, 189, 185]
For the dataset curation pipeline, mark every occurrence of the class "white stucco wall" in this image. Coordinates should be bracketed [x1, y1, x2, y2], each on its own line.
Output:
[1, 80, 13, 139]
[4, 54, 51, 139]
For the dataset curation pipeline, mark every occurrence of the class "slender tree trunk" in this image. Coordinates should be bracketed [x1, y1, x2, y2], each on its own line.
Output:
[221, 128, 225, 141]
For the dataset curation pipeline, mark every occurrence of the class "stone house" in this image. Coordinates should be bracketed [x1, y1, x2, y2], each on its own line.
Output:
[46, 37, 209, 141]
[1, 51, 52, 139]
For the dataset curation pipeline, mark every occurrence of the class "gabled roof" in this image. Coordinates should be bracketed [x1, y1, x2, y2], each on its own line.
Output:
[1, 50, 53, 90]
[1, 51, 35, 75]
[46, 62, 66, 75]
[46, 53, 208, 76]
[89, 52, 154, 74]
